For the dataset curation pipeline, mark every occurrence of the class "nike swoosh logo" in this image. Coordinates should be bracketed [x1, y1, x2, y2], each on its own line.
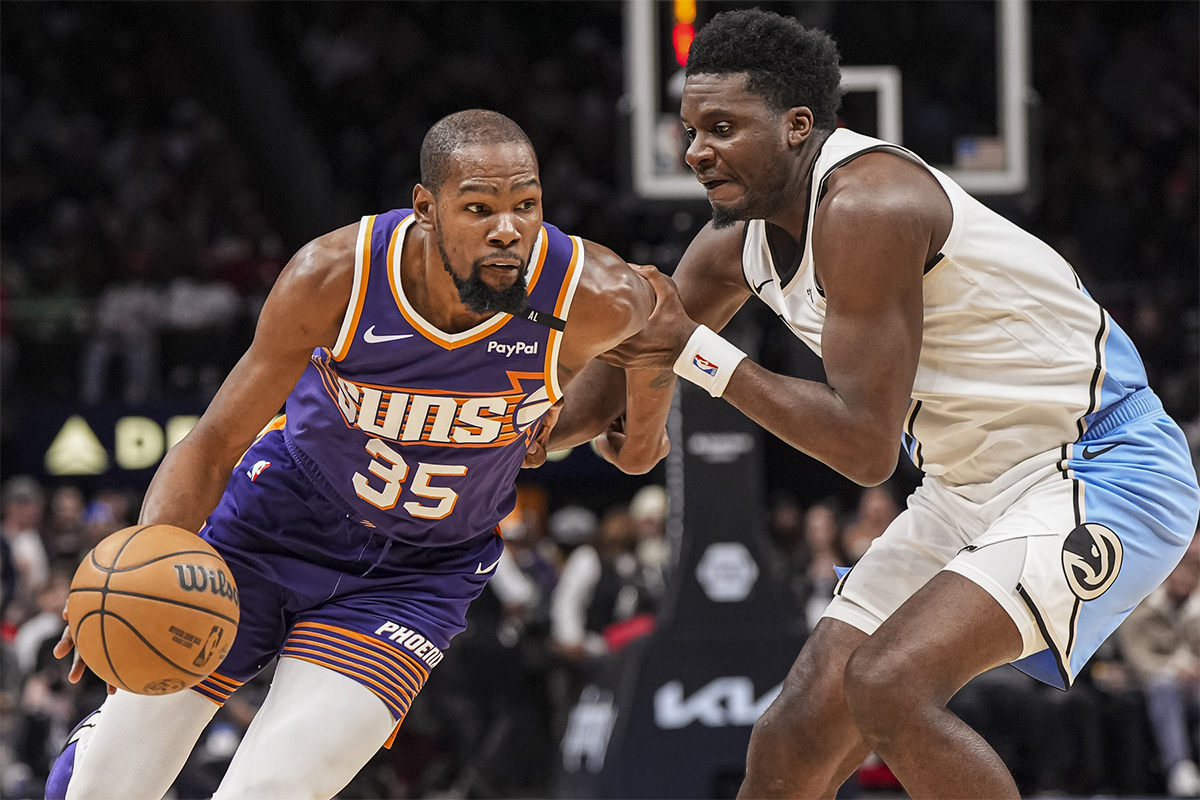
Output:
[754, 278, 774, 293]
[363, 325, 414, 343]
[1081, 443, 1120, 460]
[475, 555, 502, 575]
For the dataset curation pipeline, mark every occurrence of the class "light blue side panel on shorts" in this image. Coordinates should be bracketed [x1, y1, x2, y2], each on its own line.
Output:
[1089, 313, 1148, 422]
[1015, 388, 1199, 689]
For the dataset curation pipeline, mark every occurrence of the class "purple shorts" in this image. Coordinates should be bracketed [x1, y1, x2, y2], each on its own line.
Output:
[191, 429, 503, 726]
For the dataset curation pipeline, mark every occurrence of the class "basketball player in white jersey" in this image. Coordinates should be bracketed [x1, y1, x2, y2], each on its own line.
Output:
[584, 9, 1200, 798]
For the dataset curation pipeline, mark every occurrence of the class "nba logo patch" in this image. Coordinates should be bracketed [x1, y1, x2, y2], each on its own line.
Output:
[693, 354, 719, 377]
[246, 460, 271, 481]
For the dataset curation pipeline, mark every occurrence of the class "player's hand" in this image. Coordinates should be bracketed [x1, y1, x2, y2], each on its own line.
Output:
[54, 602, 116, 694]
[523, 399, 564, 468]
[593, 414, 670, 475]
[598, 264, 698, 371]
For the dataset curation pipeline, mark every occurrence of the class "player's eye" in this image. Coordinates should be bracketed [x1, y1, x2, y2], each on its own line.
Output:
[517, 199, 537, 211]
[714, 122, 732, 135]
[683, 127, 697, 141]
[465, 203, 489, 214]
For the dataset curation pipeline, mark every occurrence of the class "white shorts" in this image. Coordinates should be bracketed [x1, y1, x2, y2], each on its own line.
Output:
[825, 390, 1198, 688]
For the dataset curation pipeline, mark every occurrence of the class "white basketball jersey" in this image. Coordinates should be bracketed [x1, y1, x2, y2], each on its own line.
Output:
[741, 128, 1148, 486]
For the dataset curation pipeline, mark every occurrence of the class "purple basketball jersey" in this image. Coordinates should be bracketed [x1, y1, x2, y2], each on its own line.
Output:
[283, 209, 583, 547]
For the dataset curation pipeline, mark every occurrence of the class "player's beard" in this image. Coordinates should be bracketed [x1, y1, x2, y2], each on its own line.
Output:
[438, 235, 530, 316]
[711, 166, 793, 230]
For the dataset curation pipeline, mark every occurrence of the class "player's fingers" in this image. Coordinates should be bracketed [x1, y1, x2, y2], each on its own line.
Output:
[593, 430, 622, 464]
[542, 398, 564, 427]
[636, 266, 677, 300]
[536, 408, 561, 448]
[523, 400, 563, 468]
[53, 627, 74, 659]
[522, 444, 547, 469]
[68, 651, 87, 684]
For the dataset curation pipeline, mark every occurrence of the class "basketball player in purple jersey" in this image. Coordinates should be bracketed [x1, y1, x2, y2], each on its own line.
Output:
[47, 110, 669, 800]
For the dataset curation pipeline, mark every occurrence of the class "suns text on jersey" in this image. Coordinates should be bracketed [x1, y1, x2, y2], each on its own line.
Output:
[316, 363, 550, 448]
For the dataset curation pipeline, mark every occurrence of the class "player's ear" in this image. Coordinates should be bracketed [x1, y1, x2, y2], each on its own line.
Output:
[786, 107, 814, 148]
[412, 184, 437, 230]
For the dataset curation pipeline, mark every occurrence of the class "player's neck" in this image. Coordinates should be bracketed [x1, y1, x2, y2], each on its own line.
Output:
[763, 130, 830, 242]
[401, 226, 496, 334]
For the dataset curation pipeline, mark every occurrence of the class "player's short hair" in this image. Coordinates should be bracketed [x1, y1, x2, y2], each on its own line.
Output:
[420, 110, 536, 193]
[686, 9, 842, 131]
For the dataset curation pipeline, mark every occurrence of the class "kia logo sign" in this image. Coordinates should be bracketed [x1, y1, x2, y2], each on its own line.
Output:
[654, 677, 782, 729]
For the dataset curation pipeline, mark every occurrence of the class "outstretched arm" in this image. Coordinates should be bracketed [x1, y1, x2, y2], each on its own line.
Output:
[540, 223, 752, 469]
[542, 240, 672, 474]
[602, 155, 947, 486]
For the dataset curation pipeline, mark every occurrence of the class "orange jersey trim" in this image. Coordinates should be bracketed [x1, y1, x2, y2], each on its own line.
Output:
[385, 721, 402, 749]
[544, 235, 584, 402]
[332, 215, 376, 361]
[523, 226, 551, 293]
[280, 647, 414, 710]
[294, 622, 432, 680]
[288, 628, 424, 695]
[204, 671, 242, 690]
[237, 414, 287, 463]
[386, 216, 543, 350]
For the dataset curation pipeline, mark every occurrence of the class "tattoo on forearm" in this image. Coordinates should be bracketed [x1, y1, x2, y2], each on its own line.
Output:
[650, 370, 672, 390]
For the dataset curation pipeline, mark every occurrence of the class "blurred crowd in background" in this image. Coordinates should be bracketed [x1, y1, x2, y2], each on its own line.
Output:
[1, 469, 1197, 799]
[1, 2, 1197, 799]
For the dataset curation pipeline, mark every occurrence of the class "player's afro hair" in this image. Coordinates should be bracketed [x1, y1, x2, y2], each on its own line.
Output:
[686, 9, 842, 131]
[420, 110, 536, 193]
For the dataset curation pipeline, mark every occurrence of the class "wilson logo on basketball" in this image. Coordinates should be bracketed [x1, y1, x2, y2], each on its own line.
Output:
[172, 564, 240, 607]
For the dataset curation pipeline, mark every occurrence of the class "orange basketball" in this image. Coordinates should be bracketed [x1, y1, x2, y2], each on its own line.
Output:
[68, 525, 240, 695]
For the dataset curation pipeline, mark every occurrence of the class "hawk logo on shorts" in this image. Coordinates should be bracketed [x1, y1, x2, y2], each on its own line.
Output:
[1061, 523, 1123, 601]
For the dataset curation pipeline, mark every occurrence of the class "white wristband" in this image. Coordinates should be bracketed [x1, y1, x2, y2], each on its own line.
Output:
[672, 325, 747, 398]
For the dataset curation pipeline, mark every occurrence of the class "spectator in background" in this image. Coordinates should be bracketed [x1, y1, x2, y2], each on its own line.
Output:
[43, 487, 86, 570]
[629, 484, 669, 605]
[802, 500, 846, 633]
[548, 504, 601, 563]
[1, 476, 49, 617]
[1, 537, 15, 621]
[78, 268, 161, 405]
[1119, 535, 1200, 798]
[840, 484, 900, 564]
[160, 256, 242, 399]
[549, 506, 655, 664]
[548, 506, 604, 662]
[81, 489, 135, 550]
[13, 572, 68, 678]
[766, 492, 808, 615]
[417, 501, 559, 800]
[490, 503, 557, 649]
